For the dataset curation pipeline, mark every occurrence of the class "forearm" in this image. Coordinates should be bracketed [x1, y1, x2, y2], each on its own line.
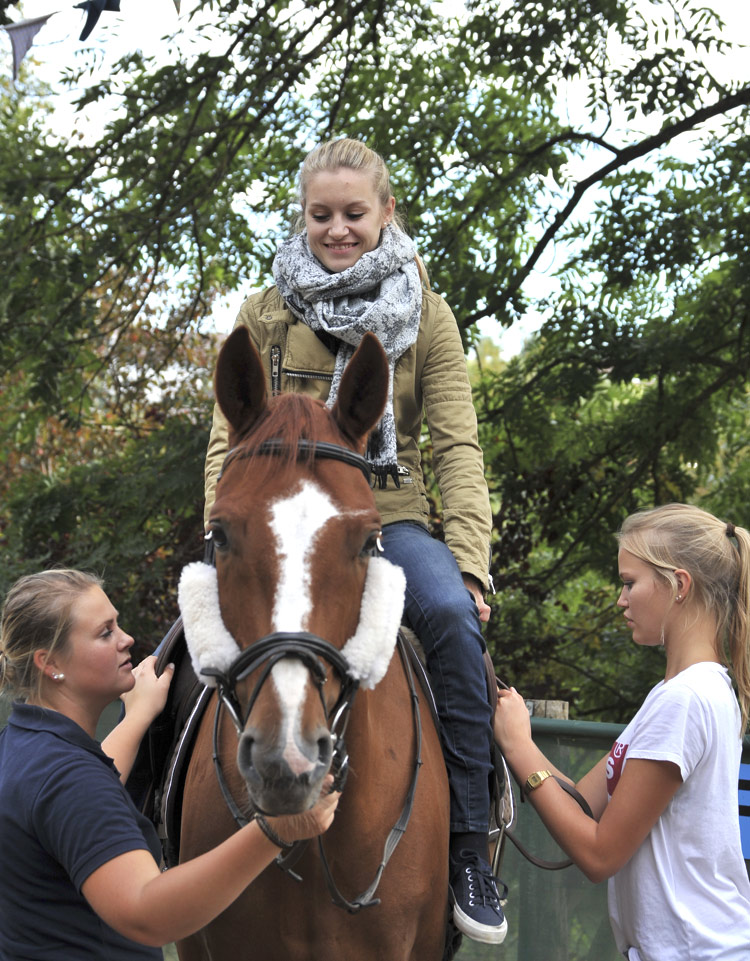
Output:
[501, 737, 575, 795]
[86, 822, 280, 946]
[520, 775, 607, 881]
[494, 682, 615, 876]
[84, 782, 339, 945]
[204, 403, 230, 526]
[422, 298, 492, 585]
[136, 823, 279, 943]
[101, 714, 151, 783]
[502, 740, 620, 881]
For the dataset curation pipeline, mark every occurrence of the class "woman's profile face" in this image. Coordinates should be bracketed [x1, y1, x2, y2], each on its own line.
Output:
[56, 586, 136, 706]
[303, 167, 395, 273]
[616, 549, 675, 647]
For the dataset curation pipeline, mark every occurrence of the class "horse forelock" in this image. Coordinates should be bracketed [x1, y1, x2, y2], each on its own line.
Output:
[226, 393, 353, 487]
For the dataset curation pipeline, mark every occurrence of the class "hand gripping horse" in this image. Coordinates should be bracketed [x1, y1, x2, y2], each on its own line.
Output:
[175, 327, 452, 961]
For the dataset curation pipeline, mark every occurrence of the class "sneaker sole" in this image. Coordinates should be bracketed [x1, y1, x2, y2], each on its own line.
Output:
[452, 901, 508, 945]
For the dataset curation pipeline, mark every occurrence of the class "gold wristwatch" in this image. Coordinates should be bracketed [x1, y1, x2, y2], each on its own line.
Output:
[524, 770, 552, 795]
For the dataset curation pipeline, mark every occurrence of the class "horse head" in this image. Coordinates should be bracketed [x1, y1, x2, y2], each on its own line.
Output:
[179, 327, 406, 815]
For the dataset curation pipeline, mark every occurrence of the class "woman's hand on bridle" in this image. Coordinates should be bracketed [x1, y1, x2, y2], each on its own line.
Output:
[265, 775, 341, 843]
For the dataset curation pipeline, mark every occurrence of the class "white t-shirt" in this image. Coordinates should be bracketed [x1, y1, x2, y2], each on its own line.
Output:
[606, 662, 750, 961]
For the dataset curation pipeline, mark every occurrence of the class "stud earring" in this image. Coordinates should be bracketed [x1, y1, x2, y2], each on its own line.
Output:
[676, 595, 682, 602]
[52, 672, 65, 681]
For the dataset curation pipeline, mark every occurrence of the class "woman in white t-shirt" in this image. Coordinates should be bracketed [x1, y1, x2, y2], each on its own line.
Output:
[494, 503, 750, 961]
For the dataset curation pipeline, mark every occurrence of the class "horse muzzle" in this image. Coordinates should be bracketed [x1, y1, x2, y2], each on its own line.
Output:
[202, 632, 357, 816]
[237, 721, 334, 814]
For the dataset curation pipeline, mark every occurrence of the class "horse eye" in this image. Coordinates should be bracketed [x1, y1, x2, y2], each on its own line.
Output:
[209, 524, 229, 551]
[361, 531, 383, 556]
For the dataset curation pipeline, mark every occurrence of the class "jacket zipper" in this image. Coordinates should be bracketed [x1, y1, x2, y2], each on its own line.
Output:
[283, 370, 334, 383]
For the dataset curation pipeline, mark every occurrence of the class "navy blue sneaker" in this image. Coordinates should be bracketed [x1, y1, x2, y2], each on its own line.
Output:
[450, 849, 508, 945]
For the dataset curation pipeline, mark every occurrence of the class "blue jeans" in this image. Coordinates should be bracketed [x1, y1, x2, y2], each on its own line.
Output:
[381, 521, 493, 834]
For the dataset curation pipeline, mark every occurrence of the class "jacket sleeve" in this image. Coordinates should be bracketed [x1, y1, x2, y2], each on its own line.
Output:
[204, 402, 230, 527]
[421, 295, 492, 590]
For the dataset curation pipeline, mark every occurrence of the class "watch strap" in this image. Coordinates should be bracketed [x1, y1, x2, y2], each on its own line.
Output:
[521, 771, 595, 819]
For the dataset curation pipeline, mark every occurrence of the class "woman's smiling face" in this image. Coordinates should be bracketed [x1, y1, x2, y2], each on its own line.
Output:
[303, 167, 395, 272]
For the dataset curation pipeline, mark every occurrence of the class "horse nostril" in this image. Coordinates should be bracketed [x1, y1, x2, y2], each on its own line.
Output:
[237, 733, 256, 776]
[317, 733, 333, 766]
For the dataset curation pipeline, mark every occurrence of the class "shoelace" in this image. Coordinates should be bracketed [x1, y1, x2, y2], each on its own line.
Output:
[462, 859, 501, 908]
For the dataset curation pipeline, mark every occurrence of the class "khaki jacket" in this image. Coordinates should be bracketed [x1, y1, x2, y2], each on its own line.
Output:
[204, 286, 492, 590]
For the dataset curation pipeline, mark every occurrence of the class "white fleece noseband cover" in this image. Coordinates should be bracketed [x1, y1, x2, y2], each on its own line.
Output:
[178, 558, 406, 691]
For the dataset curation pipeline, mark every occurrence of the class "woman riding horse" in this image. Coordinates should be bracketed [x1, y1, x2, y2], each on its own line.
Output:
[204, 136, 503, 946]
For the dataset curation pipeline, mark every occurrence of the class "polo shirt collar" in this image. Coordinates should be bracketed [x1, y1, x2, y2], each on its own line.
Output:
[8, 701, 115, 769]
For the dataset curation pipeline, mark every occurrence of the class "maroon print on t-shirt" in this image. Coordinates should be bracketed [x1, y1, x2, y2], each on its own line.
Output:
[606, 740, 628, 797]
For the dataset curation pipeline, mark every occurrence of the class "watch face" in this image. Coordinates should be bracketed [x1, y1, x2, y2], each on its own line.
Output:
[526, 770, 550, 792]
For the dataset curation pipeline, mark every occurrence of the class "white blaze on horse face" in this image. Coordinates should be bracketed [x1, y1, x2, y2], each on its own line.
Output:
[269, 480, 339, 633]
[268, 481, 338, 775]
[272, 659, 318, 776]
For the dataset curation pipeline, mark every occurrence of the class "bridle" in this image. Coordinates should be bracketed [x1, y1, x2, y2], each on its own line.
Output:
[205, 436, 423, 913]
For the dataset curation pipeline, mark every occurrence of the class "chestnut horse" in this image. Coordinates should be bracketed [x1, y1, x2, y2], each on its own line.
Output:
[175, 327, 451, 961]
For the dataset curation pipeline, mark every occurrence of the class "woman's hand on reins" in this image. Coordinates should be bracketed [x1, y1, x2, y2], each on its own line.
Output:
[493, 686, 533, 754]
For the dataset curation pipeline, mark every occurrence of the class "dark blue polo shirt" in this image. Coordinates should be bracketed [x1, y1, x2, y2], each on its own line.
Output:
[0, 702, 163, 960]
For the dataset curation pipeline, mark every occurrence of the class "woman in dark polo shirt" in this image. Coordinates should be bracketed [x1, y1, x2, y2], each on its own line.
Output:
[0, 569, 339, 961]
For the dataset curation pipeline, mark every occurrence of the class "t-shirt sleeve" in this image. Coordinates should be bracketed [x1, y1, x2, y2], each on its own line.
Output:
[626, 681, 708, 781]
[32, 753, 156, 891]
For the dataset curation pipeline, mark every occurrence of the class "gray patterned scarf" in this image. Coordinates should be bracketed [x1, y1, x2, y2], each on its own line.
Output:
[272, 226, 423, 486]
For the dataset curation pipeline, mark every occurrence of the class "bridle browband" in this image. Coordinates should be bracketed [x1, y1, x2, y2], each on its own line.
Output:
[207, 435, 421, 913]
[217, 437, 372, 485]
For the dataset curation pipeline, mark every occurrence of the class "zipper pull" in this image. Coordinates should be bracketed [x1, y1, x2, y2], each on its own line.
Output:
[270, 345, 281, 396]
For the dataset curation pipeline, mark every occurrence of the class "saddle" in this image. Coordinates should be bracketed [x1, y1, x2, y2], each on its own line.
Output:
[126, 615, 204, 865]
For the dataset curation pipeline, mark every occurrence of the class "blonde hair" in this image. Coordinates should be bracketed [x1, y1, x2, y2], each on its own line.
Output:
[295, 138, 429, 287]
[0, 569, 102, 702]
[618, 503, 750, 730]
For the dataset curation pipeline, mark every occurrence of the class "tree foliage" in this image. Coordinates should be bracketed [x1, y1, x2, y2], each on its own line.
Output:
[2, 0, 749, 717]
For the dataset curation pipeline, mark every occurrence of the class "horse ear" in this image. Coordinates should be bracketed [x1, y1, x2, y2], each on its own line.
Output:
[332, 332, 389, 447]
[214, 326, 268, 439]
